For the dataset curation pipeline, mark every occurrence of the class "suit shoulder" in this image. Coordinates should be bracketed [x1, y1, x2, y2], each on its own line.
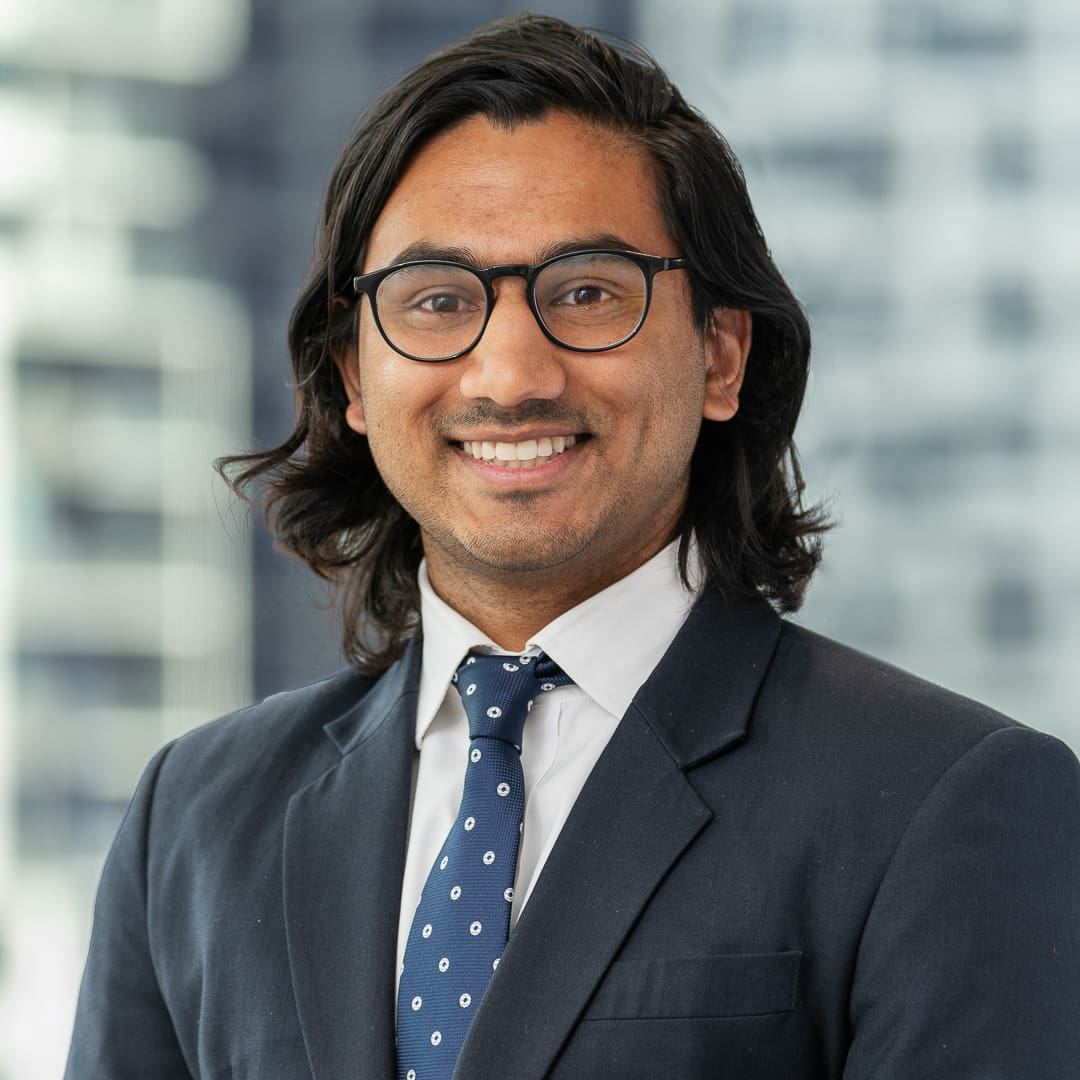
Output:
[744, 620, 1079, 869]
[188, 666, 377, 747]
[761, 620, 1037, 772]
[779, 620, 1015, 723]
[154, 667, 380, 799]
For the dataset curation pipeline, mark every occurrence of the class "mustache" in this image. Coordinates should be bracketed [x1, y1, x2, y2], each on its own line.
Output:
[436, 400, 593, 434]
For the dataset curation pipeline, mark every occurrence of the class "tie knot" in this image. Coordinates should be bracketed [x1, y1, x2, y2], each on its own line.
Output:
[453, 652, 572, 745]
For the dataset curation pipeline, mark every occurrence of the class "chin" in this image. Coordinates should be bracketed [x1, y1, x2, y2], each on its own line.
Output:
[439, 525, 595, 577]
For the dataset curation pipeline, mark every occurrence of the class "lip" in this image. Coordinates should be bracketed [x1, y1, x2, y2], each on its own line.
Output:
[447, 427, 585, 444]
[452, 435, 587, 487]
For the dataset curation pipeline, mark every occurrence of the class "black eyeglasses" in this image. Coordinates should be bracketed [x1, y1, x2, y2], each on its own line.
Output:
[351, 248, 687, 362]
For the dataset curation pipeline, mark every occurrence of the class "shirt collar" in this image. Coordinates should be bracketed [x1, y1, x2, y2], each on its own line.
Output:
[415, 563, 507, 747]
[415, 540, 699, 748]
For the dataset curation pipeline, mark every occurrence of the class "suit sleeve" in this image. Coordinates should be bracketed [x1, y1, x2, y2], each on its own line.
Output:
[65, 744, 193, 1080]
[844, 725, 1080, 1078]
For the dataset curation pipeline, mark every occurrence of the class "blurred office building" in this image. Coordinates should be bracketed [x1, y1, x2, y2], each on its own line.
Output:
[0, 1, 1077, 1076]
[0, 3, 256, 1075]
[641, 0, 1080, 743]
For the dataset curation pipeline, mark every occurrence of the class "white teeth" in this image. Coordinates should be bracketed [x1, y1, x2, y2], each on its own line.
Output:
[461, 434, 580, 467]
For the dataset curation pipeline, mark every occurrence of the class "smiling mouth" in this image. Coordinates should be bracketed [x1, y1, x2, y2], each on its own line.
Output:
[458, 434, 579, 469]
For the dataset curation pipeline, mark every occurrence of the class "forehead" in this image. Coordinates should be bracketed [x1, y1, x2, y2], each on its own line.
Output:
[363, 112, 674, 270]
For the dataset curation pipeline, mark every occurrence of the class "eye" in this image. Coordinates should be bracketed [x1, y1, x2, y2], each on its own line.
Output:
[377, 264, 485, 323]
[554, 283, 610, 308]
[416, 291, 474, 315]
[541, 277, 637, 324]
[535, 254, 643, 317]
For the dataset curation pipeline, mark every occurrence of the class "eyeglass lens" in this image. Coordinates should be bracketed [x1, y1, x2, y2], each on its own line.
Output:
[374, 252, 649, 359]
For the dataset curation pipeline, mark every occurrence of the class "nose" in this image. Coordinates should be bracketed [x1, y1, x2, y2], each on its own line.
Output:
[457, 280, 567, 406]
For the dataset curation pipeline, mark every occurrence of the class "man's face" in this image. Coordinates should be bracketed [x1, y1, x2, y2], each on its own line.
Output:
[338, 112, 748, 605]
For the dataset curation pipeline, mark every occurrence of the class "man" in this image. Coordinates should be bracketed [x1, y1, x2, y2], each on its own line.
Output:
[66, 14, 1078, 1080]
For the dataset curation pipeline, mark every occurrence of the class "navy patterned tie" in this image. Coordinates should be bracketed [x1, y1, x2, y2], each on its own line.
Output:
[396, 652, 572, 1080]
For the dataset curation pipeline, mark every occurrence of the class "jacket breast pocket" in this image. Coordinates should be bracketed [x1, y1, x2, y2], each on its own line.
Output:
[584, 950, 801, 1020]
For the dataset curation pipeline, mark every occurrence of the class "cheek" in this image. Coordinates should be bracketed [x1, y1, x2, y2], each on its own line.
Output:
[357, 358, 449, 449]
[631, 345, 709, 440]
[354, 359, 402, 448]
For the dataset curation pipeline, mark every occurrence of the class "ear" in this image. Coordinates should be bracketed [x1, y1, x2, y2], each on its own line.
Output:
[333, 340, 367, 436]
[702, 307, 752, 423]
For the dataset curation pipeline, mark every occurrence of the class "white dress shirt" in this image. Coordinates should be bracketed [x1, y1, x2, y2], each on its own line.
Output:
[395, 540, 700, 987]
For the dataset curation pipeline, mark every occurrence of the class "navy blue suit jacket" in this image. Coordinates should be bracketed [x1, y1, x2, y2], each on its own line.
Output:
[66, 596, 1080, 1078]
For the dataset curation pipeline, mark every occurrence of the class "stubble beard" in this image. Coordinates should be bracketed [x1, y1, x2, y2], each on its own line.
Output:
[419, 489, 599, 578]
[415, 465, 690, 598]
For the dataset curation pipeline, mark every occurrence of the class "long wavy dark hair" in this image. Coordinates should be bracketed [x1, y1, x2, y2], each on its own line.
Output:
[218, 13, 830, 675]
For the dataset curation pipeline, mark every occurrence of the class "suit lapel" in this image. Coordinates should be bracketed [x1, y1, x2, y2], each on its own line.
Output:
[454, 596, 782, 1079]
[283, 638, 420, 1080]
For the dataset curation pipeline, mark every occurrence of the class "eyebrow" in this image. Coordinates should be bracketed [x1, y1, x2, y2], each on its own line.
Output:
[386, 233, 642, 269]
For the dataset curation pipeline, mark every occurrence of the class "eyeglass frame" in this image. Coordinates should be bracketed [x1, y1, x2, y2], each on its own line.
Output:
[350, 248, 688, 362]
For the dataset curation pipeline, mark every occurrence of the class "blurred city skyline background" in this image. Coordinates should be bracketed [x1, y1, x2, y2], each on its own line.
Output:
[2, 1, 1078, 1075]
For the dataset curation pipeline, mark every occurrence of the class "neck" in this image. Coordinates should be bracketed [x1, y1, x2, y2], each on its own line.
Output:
[424, 543, 671, 651]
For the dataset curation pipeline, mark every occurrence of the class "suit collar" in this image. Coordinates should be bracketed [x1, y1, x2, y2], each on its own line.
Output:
[284, 637, 420, 1080]
[633, 592, 782, 769]
[323, 632, 422, 754]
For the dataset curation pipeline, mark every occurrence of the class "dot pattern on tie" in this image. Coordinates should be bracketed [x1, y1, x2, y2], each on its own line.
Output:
[396, 652, 572, 1080]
